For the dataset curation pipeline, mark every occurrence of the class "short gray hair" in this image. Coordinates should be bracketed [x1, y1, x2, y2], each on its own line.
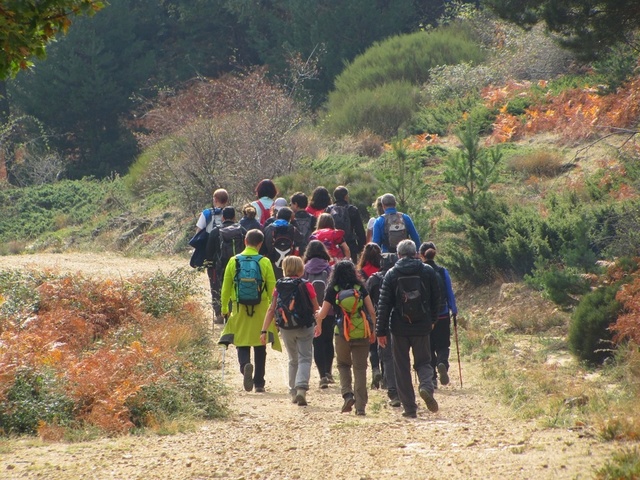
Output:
[396, 239, 416, 258]
[381, 193, 396, 208]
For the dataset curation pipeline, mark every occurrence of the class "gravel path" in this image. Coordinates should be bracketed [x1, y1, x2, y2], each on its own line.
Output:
[0, 253, 624, 479]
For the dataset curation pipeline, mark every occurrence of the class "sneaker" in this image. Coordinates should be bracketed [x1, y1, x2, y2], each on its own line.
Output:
[341, 393, 355, 413]
[437, 363, 449, 385]
[319, 377, 329, 389]
[295, 389, 307, 406]
[325, 373, 336, 384]
[254, 386, 265, 393]
[355, 409, 366, 416]
[243, 363, 254, 392]
[419, 388, 439, 413]
[402, 410, 417, 418]
[371, 368, 382, 389]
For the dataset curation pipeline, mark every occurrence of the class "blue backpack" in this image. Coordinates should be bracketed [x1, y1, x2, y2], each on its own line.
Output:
[234, 254, 265, 316]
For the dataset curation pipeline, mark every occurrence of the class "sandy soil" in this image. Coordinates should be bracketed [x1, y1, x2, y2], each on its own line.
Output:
[0, 252, 626, 480]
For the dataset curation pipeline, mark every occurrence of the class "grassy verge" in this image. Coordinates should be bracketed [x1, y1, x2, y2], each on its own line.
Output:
[0, 267, 226, 440]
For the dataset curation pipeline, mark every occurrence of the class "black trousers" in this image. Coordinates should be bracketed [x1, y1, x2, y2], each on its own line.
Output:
[430, 315, 451, 377]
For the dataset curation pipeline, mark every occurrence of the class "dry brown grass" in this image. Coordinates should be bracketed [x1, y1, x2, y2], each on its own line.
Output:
[507, 150, 567, 178]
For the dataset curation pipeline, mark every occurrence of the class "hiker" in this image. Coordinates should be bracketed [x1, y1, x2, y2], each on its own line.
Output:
[306, 186, 331, 218]
[263, 197, 288, 229]
[251, 179, 278, 227]
[303, 240, 335, 388]
[366, 196, 384, 244]
[261, 256, 319, 406]
[419, 241, 458, 389]
[205, 206, 246, 324]
[357, 243, 383, 389]
[219, 229, 281, 393]
[315, 260, 377, 416]
[376, 239, 440, 418]
[309, 213, 350, 265]
[326, 186, 366, 263]
[289, 191, 316, 257]
[195, 188, 229, 318]
[372, 193, 421, 253]
[240, 204, 262, 232]
[263, 206, 303, 280]
[195, 188, 228, 234]
[366, 252, 401, 407]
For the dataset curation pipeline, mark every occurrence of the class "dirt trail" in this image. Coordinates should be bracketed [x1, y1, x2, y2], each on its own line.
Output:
[0, 253, 621, 479]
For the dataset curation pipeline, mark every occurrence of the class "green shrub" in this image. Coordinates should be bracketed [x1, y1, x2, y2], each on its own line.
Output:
[324, 81, 418, 137]
[411, 95, 484, 136]
[526, 265, 591, 305]
[0, 368, 74, 435]
[505, 96, 532, 116]
[593, 43, 638, 94]
[568, 283, 622, 364]
[332, 24, 485, 97]
[324, 22, 485, 136]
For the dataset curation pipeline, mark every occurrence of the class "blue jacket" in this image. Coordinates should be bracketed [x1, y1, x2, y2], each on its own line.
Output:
[427, 260, 458, 317]
[372, 207, 421, 253]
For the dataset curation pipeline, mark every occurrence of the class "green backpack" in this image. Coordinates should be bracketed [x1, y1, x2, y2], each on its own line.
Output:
[333, 285, 371, 341]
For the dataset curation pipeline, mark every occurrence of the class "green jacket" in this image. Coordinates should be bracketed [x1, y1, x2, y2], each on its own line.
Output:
[218, 246, 281, 350]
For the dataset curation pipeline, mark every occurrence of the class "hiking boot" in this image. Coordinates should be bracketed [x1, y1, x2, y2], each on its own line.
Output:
[341, 393, 355, 413]
[291, 390, 298, 404]
[319, 377, 329, 389]
[243, 363, 254, 392]
[388, 395, 401, 408]
[254, 386, 265, 393]
[402, 410, 417, 418]
[295, 389, 307, 406]
[371, 368, 382, 389]
[325, 373, 335, 384]
[419, 388, 439, 413]
[355, 409, 366, 416]
[437, 363, 449, 386]
[213, 315, 225, 325]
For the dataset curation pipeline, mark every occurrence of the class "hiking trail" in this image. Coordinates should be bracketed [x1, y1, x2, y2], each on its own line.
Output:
[0, 253, 621, 479]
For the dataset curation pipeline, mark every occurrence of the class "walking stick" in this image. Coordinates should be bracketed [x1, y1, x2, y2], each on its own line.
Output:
[453, 314, 463, 388]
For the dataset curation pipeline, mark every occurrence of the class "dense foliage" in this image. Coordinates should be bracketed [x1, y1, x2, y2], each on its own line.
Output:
[0, 0, 104, 79]
[487, 0, 640, 60]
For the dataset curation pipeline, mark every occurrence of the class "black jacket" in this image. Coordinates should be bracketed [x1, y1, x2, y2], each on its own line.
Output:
[375, 257, 440, 337]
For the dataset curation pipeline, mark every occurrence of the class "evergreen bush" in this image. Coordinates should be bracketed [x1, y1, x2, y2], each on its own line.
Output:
[568, 283, 622, 364]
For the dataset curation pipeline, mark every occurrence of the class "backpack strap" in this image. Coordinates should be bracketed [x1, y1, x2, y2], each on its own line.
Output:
[203, 208, 213, 226]
[256, 200, 269, 226]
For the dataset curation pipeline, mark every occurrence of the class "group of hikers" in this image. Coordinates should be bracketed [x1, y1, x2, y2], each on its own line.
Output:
[192, 179, 458, 418]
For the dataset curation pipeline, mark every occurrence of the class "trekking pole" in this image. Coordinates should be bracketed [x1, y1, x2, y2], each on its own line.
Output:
[453, 314, 463, 388]
[219, 313, 229, 382]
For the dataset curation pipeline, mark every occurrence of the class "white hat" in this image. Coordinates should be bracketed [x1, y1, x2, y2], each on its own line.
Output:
[273, 197, 288, 211]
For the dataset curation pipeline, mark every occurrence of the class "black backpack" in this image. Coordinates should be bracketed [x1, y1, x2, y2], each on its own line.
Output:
[274, 277, 315, 329]
[365, 271, 384, 308]
[218, 223, 245, 273]
[269, 224, 295, 269]
[395, 274, 428, 324]
[293, 213, 314, 254]
[329, 205, 352, 241]
[432, 264, 448, 315]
